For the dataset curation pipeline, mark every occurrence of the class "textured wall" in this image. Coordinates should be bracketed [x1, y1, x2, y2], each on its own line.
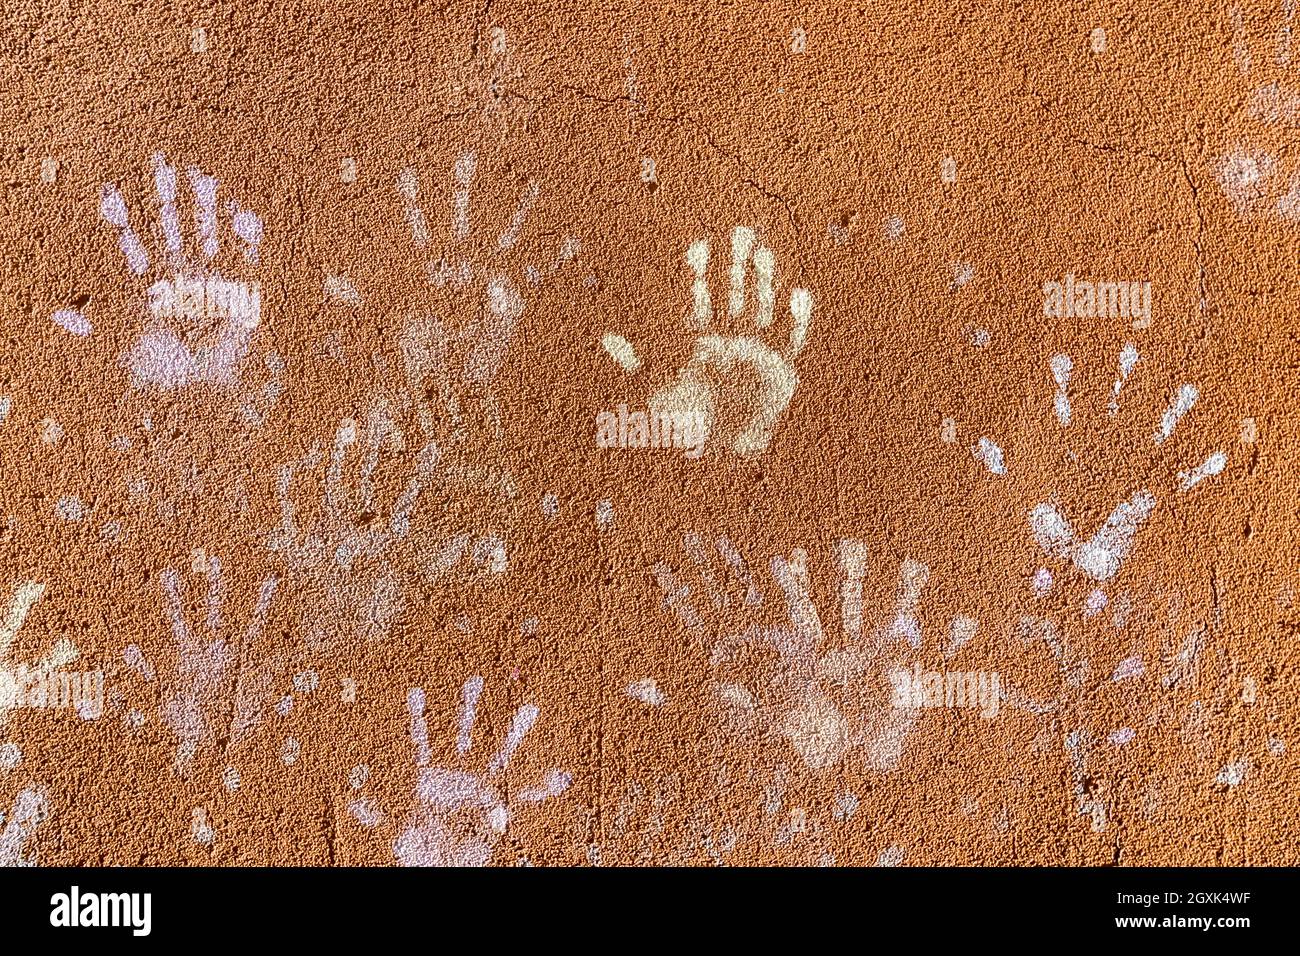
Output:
[0, 0, 1296, 866]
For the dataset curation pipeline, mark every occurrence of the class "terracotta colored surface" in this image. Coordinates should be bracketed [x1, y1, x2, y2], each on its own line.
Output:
[0, 1, 1296, 866]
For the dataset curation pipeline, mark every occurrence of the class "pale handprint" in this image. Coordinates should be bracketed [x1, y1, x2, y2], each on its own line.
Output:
[0, 787, 49, 867]
[0, 582, 77, 736]
[347, 677, 572, 866]
[970, 344, 1228, 587]
[269, 406, 440, 647]
[603, 226, 814, 456]
[328, 152, 578, 460]
[154, 553, 279, 774]
[51, 153, 281, 421]
[1214, 5, 1300, 220]
[656, 535, 977, 771]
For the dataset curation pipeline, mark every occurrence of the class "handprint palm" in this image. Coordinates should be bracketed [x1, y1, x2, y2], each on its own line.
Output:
[604, 226, 813, 456]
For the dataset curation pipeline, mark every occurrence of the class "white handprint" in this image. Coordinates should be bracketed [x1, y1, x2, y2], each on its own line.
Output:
[971, 344, 1228, 587]
[329, 152, 578, 461]
[269, 407, 440, 647]
[603, 225, 813, 456]
[51, 153, 280, 421]
[656, 535, 976, 771]
[348, 677, 571, 866]
[154, 553, 279, 774]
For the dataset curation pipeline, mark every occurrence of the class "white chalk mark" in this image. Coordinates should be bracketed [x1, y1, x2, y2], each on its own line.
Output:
[837, 539, 867, 641]
[1162, 628, 1204, 689]
[1030, 491, 1156, 581]
[788, 288, 813, 357]
[1232, 5, 1251, 73]
[1112, 656, 1145, 681]
[626, 679, 665, 706]
[498, 181, 539, 250]
[396, 167, 430, 248]
[152, 153, 183, 257]
[686, 239, 712, 326]
[1155, 384, 1199, 445]
[457, 675, 484, 754]
[100, 184, 149, 274]
[888, 559, 929, 647]
[0, 788, 49, 866]
[946, 615, 977, 659]
[727, 226, 755, 317]
[1050, 354, 1072, 426]
[601, 332, 641, 371]
[191, 807, 214, 844]
[231, 204, 263, 262]
[515, 769, 573, 803]
[875, 845, 904, 866]
[408, 688, 430, 768]
[0, 582, 45, 655]
[683, 532, 724, 609]
[124, 644, 154, 681]
[1032, 568, 1053, 597]
[452, 152, 477, 241]
[654, 562, 700, 631]
[771, 549, 826, 655]
[51, 309, 91, 336]
[489, 703, 538, 773]
[324, 274, 360, 305]
[973, 437, 1006, 475]
[187, 166, 219, 261]
[753, 246, 776, 327]
[465, 277, 523, 384]
[1109, 343, 1139, 416]
[717, 536, 762, 606]
[1216, 761, 1247, 788]
[1178, 451, 1228, 492]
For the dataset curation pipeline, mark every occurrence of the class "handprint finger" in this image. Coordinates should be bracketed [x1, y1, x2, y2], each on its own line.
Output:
[396, 167, 431, 248]
[186, 166, 220, 261]
[451, 152, 477, 242]
[151, 153, 184, 261]
[753, 245, 775, 328]
[787, 287, 813, 358]
[100, 184, 149, 275]
[727, 225, 755, 317]
[686, 238, 712, 327]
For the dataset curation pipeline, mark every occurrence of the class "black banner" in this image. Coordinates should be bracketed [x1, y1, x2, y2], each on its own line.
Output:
[0, 866, 1283, 942]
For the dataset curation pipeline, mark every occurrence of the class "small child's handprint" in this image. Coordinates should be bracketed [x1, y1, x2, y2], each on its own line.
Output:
[603, 226, 814, 456]
[347, 677, 571, 866]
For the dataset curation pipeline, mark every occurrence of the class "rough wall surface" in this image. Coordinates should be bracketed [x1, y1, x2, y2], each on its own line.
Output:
[0, 0, 1296, 866]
